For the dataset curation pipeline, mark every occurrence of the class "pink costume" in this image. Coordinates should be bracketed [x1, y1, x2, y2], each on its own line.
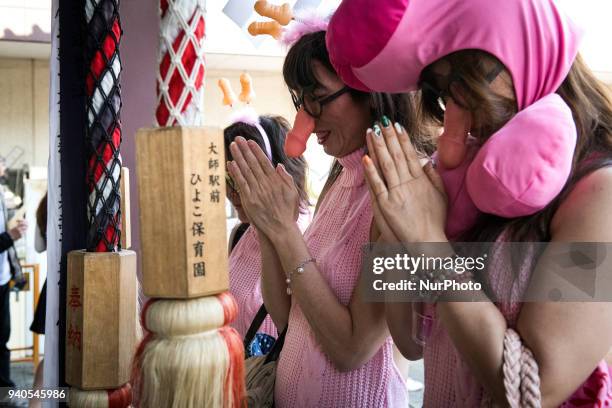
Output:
[229, 213, 311, 338]
[422, 238, 612, 406]
[275, 148, 408, 407]
[327, 0, 612, 405]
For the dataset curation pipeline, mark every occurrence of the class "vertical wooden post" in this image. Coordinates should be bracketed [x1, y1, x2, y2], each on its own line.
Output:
[65, 250, 138, 390]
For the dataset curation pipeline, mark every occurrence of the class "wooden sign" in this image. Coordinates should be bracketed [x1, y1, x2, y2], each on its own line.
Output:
[136, 127, 229, 298]
[65, 250, 138, 390]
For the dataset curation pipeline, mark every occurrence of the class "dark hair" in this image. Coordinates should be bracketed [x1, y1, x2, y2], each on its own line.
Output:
[420, 50, 517, 141]
[224, 115, 310, 211]
[420, 51, 612, 244]
[283, 30, 434, 206]
[36, 193, 48, 243]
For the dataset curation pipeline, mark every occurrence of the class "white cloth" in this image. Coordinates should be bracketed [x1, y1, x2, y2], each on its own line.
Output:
[0, 201, 10, 286]
[44, 0, 61, 396]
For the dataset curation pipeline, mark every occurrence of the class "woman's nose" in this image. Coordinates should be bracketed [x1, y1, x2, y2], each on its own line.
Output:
[437, 99, 472, 169]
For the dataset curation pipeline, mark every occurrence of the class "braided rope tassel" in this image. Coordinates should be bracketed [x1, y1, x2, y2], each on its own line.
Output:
[503, 328, 522, 407]
[520, 345, 542, 407]
[85, 0, 122, 252]
[155, 0, 207, 127]
[502, 328, 542, 408]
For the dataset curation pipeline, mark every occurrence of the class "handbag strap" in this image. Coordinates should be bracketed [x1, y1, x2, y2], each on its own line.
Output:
[244, 303, 269, 350]
[264, 325, 286, 364]
[244, 303, 287, 364]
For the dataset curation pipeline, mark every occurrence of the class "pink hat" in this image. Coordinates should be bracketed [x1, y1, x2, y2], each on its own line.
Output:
[327, 0, 583, 110]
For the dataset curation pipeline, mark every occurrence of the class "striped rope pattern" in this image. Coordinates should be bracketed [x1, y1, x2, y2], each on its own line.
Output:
[85, 0, 122, 252]
[155, 0, 207, 127]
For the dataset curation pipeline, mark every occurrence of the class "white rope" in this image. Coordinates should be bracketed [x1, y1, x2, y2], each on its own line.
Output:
[156, 0, 207, 127]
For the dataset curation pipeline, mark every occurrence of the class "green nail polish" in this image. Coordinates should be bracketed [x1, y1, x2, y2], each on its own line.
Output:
[373, 124, 382, 137]
[381, 116, 390, 127]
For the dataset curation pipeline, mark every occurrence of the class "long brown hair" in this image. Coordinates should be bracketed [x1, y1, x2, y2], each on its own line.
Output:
[421, 51, 612, 242]
[283, 30, 434, 210]
[36, 193, 47, 243]
[224, 115, 310, 212]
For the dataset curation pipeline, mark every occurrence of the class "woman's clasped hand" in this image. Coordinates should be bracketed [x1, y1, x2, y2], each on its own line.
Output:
[228, 136, 300, 236]
[362, 119, 448, 244]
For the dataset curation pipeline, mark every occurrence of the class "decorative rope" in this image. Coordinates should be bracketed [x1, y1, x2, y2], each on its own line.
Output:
[107, 383, 133, 408]
[502, 329, 522, 407]
[155, 0, 207, 127]
[85, 0, 122, 253]
[80, 2, 128, 406]
[131, 293, 245, 407]
[502, 328, 542, 408]
[520, 345, 542, 407]
[69, 383, 132, 407]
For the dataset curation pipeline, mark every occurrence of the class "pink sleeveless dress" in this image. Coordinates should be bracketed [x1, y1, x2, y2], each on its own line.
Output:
[422, 235, 612, 406]
[229, 215, 311, 338]
[274, 148, 408, 407]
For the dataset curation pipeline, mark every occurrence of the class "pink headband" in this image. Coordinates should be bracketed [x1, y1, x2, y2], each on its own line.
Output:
[327, 0, 583, 110]
[280, 8, 331, 48]
[228, 107, 272, 159]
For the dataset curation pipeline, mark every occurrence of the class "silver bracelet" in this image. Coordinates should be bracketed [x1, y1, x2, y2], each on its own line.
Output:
[285, 257, 316, 295]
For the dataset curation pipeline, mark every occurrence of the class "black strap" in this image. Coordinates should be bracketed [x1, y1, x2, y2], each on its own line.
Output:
[230, 223, 250, 253]
[264, 325, 287, 364]
[244, 303, 269, 350]
[244, 303, 287, 363]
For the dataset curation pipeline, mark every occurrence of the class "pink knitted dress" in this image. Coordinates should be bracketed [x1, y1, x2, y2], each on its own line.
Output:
[229, 226, 277, 338]
[229, 214, 311, 338]
[422, 235, 612, 406]
[274, 148, 408, 408]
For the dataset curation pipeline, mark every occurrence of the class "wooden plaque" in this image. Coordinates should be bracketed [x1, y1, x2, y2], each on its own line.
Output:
[136, 126, 229, 298]
[65, 250, 138, 390]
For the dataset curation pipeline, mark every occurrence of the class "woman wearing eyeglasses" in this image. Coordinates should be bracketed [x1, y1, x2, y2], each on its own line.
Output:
[327, 0, 612, 406]
[223, 113, 310, 344]
[228, 28, 432, 407]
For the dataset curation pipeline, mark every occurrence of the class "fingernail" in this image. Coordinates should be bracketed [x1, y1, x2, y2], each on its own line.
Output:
[362, 155, 373, 166]
[381, 116, 390, 127]
[394, 122, 403, 134]
[373, 124, 382, 137]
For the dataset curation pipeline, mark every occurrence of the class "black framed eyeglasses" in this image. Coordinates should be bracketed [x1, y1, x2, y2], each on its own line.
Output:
[289, 86, 351, 118]
[419, 62, 504, 120]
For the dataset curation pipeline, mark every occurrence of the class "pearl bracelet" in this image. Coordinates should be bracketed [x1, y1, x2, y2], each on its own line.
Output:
[285, 257, 316, 295]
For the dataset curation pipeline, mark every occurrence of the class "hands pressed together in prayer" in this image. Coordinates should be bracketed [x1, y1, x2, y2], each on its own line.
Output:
[227, 121, 449, 245]
[363, 119, 449, 244]
[227, 137, 300, 238]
